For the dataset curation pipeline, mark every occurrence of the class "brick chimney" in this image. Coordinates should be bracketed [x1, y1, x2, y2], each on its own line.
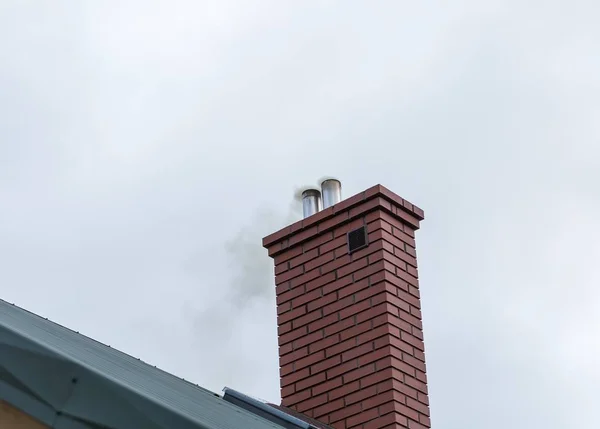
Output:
[262, 184, 431, 429]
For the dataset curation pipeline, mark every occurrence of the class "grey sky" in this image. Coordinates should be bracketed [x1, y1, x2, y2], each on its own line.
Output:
[1, 1, 599, 428]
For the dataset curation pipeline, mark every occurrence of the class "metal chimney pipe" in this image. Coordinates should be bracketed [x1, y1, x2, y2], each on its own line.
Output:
[302, 189, 322, 218]
[321, 179, 342, 209]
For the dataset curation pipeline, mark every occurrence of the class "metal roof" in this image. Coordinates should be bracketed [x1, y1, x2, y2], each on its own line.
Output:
[0, 298, 286, 429]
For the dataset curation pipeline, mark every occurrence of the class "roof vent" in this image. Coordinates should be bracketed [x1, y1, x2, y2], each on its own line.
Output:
[347, 225, 368, 253]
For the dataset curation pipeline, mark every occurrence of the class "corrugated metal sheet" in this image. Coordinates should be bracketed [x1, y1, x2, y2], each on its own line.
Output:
[0, 299, 285, 429]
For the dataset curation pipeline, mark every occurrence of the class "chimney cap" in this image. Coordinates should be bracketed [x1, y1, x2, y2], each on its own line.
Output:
[294, 186, 318, 201]
[318, 176, 340, 185]
[301, 188, 321, 197]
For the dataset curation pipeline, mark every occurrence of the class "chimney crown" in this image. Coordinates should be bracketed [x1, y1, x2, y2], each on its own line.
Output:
[263, 185, 424, 253]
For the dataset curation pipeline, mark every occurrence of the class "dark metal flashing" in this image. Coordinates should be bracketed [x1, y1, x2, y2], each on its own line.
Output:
[266, 404, 335, 429]
[222, 388, 333, 429]
[223, 388, 313, 429]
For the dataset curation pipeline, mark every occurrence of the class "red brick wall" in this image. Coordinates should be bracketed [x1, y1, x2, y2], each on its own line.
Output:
[263, 185, 431, 429]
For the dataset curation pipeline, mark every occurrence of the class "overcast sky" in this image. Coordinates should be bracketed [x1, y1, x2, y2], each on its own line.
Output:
[1, 1, 599, 428]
